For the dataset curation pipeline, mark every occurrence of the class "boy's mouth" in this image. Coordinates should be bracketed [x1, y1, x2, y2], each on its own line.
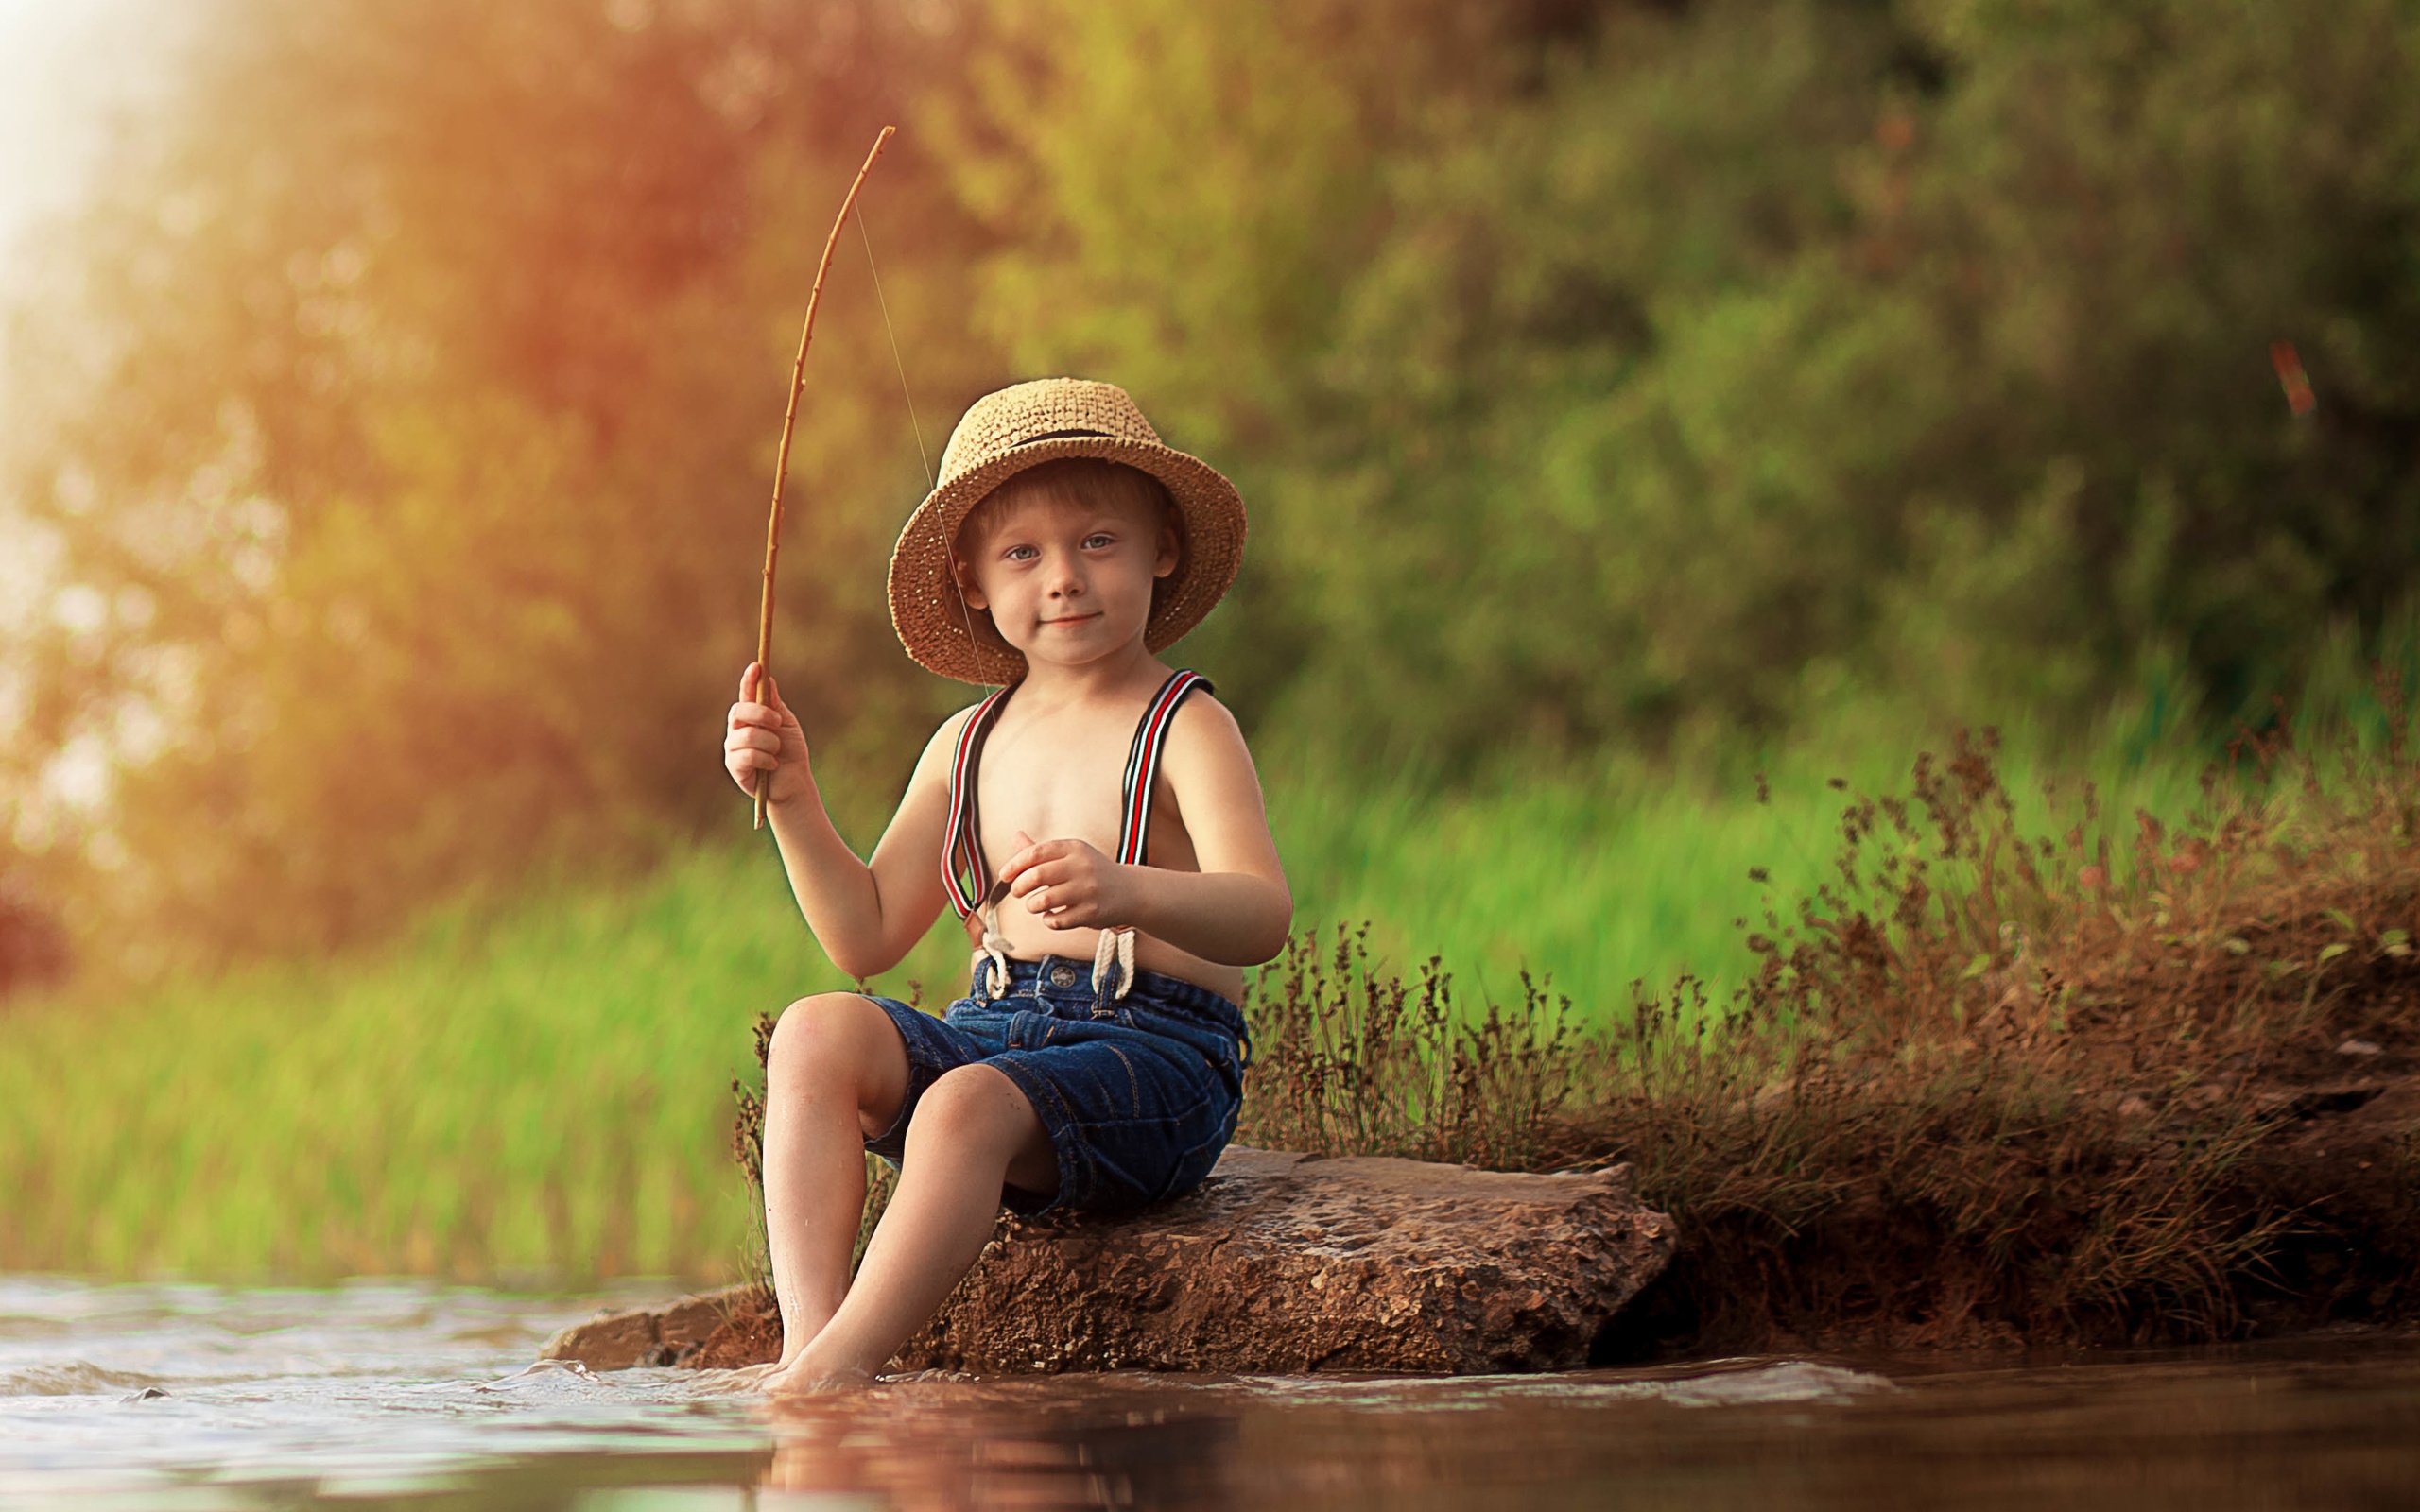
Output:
[1038, 612, 1103, 628]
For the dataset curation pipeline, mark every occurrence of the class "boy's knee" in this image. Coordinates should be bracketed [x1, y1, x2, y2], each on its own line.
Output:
[768, 992, 901, 1092]
[904, 1064, 1031, 1152]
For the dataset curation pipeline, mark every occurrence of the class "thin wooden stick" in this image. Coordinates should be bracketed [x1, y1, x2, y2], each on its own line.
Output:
[754, 124, 894, 830]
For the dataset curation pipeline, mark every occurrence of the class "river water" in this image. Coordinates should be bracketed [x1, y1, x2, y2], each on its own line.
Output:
[5, 1276, 2417, 1510]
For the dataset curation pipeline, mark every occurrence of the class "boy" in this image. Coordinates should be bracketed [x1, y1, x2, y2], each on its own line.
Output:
[723, 378, 1292, 1393]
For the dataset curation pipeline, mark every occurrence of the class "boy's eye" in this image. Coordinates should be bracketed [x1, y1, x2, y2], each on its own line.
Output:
[1081, 533, 1115, 550]
[1004, 544, 1039, 561]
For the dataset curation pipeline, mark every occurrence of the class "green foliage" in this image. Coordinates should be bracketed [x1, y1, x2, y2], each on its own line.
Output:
[8, 0, 2420, 968]
[975, 0, 2420, 763]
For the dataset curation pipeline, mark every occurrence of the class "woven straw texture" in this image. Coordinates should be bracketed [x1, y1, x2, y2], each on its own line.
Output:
[888, 378, 1248, 685]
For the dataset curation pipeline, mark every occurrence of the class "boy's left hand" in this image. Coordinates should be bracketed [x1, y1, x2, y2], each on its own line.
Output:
[999, 830, 1134, 930]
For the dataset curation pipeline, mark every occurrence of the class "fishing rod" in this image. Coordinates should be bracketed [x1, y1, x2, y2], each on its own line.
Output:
[752, 124, 895, 830]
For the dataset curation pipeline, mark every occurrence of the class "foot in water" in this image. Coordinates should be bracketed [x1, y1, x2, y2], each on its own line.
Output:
[759, 1358, 877, 1396]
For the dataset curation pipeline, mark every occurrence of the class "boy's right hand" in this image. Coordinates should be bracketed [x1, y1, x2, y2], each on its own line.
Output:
[725, 663, 810, 808]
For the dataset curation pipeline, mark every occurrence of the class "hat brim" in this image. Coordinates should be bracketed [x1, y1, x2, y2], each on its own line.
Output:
[888, 435, 1247, 685]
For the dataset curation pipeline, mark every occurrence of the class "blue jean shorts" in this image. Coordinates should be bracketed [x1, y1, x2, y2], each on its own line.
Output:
[858, 954, 1249, 1215]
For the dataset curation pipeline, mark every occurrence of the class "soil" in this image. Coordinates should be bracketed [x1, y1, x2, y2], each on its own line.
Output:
[1597, 1040, 2420, 1362]
[2228, 1050, 2417, 1334]
[686, 1295, 781, 1370]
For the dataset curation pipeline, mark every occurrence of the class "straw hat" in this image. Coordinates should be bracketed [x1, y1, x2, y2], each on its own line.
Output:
[888, 378, 1248, 685]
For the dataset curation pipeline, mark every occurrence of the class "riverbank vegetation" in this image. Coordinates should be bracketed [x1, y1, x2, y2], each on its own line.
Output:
[1244, 698, 2420, 1352]
[0, 694, 2215, 1280]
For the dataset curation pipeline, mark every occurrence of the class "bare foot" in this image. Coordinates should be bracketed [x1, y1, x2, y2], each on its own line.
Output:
[760, 1358, 876, 1396]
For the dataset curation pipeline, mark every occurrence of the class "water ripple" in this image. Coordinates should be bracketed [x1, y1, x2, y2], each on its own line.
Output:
[0, 1361, 167, 1398]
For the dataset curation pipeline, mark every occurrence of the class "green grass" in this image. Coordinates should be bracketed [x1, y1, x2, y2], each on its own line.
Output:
[0, 709, 2252, 1283]
[1272, 716, 2215, 1011]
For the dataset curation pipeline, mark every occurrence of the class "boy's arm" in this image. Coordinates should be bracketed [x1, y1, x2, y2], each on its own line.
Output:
[726, 665, 958, 980]
[996, 695, 1293, 966]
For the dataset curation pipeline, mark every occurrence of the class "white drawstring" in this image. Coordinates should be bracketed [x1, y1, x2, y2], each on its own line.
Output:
[1090, 926, 1137, 1001]
[973, 890, 1012, 1001]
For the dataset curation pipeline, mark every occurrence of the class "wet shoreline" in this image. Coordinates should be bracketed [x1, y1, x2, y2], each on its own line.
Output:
[9, 1276, 2420, 1509]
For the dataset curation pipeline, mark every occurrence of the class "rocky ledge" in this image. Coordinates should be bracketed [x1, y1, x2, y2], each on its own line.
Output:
[541, 1145, 1676, 1375]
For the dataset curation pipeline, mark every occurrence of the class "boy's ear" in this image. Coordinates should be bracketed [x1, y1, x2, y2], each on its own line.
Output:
[951, 554, 990, 610]
[1153, 519, 1181, 580]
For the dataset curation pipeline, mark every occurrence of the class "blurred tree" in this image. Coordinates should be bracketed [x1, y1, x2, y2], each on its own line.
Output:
[966, 0, 2420, 765]
[0, 0, 997, 961]
[0, 883, 69, 1000]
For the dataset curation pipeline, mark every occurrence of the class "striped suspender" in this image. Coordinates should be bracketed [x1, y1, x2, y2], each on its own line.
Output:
[941, 686, 1014, 921]
[1115, 670, 1211, 866]
[1096, 670, 1209, 1002]
[939, 670, 1213, 938]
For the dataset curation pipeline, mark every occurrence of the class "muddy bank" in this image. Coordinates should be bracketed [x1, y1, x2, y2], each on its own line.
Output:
[696, 1005, 2418, 1367]
[568, 1050, 2414, 1373]
[1590, 1036, 2420, 1360]
[1214, 731, 2420, 1360]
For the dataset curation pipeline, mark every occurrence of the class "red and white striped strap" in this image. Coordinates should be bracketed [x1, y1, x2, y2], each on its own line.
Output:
[941, 686, 1015, 921]
[1115, 670, 1211, 867]
[942, 670, 1210, 928]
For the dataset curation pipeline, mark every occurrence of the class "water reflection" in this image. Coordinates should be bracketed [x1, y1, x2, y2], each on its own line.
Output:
[766, 1384, 1239, 1510]
[744, 1350, 2420, 1512]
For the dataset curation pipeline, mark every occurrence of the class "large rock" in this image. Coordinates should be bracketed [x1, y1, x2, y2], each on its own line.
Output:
[901, 1147, 1673, 1374]
[542, 1146, 1677, 1376]
[540, 1288, 753, 1370]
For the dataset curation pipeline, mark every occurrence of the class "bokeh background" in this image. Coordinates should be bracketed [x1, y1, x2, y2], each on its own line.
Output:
[4, 0, 2418, 1280]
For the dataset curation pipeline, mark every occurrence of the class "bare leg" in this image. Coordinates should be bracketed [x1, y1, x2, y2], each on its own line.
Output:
[759, 993, 910, 1371]
[773, 1062, 1057, 1390]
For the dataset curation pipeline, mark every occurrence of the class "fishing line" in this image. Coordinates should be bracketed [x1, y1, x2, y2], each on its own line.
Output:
[859, 196, 1002, 957]
[857, 192, 994, 695]
[857, 203, 934, 490]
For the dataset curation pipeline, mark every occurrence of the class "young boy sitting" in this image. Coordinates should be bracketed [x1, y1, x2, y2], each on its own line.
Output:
[722, 378, 1293, 1393]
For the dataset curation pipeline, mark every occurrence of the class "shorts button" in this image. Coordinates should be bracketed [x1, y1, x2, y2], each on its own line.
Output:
[1049, 964, 1078, 988]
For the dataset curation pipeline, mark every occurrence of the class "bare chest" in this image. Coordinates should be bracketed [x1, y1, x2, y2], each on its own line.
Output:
[973, 705, 1195, 872]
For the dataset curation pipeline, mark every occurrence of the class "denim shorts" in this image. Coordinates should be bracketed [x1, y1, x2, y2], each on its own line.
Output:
[858, 955, 1249, 1216]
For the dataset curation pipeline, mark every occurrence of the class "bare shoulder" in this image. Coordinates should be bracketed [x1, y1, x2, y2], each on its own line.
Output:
[1160, 687, 1283, 876]
[1163, 689, 1257, 774]
[905, 703, 986, 788]
[932, 701, 986, 750]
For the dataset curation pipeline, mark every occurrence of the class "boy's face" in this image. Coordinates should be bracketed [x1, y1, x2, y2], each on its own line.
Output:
[953, 483, 1180, 674]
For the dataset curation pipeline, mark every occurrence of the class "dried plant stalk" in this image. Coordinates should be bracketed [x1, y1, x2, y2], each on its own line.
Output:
[753, 124, 895, 830]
